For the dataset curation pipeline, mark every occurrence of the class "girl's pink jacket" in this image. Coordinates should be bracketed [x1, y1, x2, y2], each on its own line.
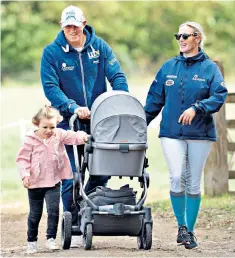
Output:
[16, 128, 86, 189]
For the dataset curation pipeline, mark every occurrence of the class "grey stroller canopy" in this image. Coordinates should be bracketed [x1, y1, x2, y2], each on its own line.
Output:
[90, 91, 147, 144]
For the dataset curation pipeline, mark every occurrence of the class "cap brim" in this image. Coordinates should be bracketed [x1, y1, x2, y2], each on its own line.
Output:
[61, 20, 83, 28]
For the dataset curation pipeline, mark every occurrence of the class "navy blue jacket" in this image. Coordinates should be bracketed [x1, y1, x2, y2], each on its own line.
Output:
[40, 25, 128, 130]
[145, 50, 227, 141]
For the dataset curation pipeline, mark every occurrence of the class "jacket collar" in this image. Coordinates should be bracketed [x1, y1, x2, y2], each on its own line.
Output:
[25, 130, 56, 143]
[175, 48, 209, 64]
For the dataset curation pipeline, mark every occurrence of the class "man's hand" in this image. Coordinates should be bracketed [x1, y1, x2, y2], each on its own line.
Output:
[23, 176, 30, 188]
[75, 107, 90, 119]
[178, 107, 196, 125]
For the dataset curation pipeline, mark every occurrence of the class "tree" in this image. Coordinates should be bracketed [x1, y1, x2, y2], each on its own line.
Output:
[1, 1, 235, 84]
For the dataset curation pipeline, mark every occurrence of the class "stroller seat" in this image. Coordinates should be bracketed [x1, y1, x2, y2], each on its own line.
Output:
[88, 91, 148, 177]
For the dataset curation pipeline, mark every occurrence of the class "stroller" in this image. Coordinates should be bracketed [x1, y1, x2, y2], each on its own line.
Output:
[61, 91, 152, 250]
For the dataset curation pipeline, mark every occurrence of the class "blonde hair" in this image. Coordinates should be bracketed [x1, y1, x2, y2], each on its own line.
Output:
[32, 105, 63, 126]
[179, 21, 206, 49]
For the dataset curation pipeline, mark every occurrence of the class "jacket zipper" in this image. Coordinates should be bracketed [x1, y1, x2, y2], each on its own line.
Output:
[180, 76, 183, 137]
[78, 52, 88, 107]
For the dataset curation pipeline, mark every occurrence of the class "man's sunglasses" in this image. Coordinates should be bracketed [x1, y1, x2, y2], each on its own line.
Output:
[174, 33, 198, 40]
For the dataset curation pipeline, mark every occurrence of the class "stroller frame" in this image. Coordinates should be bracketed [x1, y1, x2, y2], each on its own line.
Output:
[61, 113, 153, 250]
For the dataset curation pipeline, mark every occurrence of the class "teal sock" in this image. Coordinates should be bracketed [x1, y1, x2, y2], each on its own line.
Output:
[170, 191, 186, 227]
[186, 193, 201, 232]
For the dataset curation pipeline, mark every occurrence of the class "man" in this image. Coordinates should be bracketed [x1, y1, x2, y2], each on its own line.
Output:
[40, 5, 128, 247]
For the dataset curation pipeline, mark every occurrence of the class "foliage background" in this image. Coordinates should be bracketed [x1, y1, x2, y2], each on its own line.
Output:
[2, 1, 235, 83]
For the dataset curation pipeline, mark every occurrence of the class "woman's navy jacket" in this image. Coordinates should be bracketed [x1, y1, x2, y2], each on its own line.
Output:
[145, 50, 227, 141]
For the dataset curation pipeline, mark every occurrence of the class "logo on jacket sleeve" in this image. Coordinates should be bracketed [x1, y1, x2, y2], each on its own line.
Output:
[221, 81, 226, 87]
[61, 63, 74, 71]
[165, 79, 174, 86]
[109, 57, 117, 65]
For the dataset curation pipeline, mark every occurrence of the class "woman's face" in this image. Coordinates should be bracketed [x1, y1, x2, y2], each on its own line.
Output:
[177, 25, 200, 57]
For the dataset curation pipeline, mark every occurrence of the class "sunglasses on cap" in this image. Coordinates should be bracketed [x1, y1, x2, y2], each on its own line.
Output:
[174, 33, 198, 40]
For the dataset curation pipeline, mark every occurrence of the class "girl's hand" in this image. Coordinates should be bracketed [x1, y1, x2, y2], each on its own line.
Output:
[178, 107, 196, 125]
[23, 176, 30, 188]
[78, 131, 88, 143]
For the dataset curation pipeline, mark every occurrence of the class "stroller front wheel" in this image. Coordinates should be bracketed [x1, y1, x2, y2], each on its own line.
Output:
[143, 223, 152, 250]
[61, 211, 72, 249]
[137, 223, 152, 250]
[83, 223, 93, 250]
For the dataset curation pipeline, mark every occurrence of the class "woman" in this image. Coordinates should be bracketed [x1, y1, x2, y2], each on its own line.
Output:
[144, 21, 227, 249]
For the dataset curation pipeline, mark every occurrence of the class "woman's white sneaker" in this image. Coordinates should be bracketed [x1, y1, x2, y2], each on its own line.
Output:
[27, 241, 37, 254]
[46, 238, 59, 250]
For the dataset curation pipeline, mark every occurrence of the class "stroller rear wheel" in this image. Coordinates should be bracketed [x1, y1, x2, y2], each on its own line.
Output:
[137, 223, 152, 250]
[61, 211, 72, 249]
[83, 223, 93, 250]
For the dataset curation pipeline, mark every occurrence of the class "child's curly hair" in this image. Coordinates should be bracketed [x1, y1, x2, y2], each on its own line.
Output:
[32, 105, 63, 126]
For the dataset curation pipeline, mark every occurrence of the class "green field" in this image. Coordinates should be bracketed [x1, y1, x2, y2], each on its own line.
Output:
[1, 85, 235, 210]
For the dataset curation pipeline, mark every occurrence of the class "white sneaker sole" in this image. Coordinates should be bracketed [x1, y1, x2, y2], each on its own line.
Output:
[46, 246, 60, 250]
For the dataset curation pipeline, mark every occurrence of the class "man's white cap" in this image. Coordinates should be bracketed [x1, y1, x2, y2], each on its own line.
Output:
[61, 5, 86, 28]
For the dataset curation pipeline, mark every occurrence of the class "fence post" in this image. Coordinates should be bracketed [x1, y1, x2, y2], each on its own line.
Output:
[204, 61, 229, 196]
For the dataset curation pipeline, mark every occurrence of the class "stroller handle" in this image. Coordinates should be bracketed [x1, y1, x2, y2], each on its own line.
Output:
[69, 113, 78, 131]
[92, 143, 148, 151]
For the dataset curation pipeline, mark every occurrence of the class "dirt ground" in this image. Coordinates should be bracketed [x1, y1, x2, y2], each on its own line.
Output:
[1, 207, 235, 258]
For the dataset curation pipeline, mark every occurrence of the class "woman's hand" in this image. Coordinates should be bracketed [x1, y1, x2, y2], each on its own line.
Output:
[178, 107, 196, 125]
[23, 176, 30, 188]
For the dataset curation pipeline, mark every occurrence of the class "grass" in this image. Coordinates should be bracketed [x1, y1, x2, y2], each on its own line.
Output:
[1, 84, 235, 210]
[2, 120, 235, 208]
[151, 194, 235, 213]
[202, 194, 235, 211]
[150, 194, 235, 230]
[1, 168, 27, 203]
[0, 127, 169, 204]
[1, 129, 21, 168]
[1, 86, 170, 206]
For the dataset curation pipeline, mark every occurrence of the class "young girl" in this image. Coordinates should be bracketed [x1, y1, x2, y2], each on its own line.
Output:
[16, 106, 88, 254]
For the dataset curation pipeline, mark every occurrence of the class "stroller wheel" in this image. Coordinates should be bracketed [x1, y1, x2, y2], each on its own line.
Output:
[137, 235, 144, 249]
[83, 223, 93, 250]
[139, 173, 150, 189]
[145, 173, 150, 189]
[61, 211, 72, 249]
[143, 223, 152, 250]
[137, 223, 152, 250]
